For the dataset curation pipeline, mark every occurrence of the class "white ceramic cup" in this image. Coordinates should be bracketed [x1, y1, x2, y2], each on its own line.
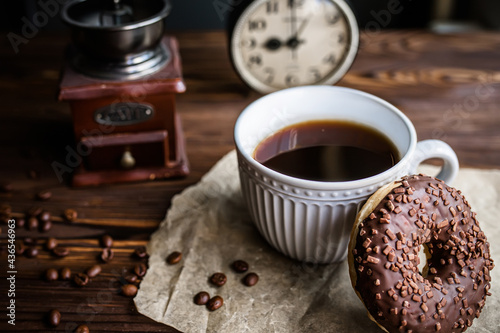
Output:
[234, 86, 459, 263]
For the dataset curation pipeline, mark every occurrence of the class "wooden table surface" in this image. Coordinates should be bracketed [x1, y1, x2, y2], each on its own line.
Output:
[1, 30, 499, 332]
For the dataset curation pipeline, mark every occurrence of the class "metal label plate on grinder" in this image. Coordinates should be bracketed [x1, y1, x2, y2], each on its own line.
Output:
[94, 102, 155, 126]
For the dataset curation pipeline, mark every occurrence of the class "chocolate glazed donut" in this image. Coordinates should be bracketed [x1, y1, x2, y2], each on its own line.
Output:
[348, 175, 494, 333]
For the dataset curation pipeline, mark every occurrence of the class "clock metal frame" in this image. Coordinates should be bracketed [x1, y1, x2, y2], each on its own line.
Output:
[229, 0, 359, 94]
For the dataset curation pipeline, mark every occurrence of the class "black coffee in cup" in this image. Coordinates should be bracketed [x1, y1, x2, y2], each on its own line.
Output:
[253, 120, 399, 182]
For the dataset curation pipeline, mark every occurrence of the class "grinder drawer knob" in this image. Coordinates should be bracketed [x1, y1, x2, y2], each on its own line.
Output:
[120, 148, 136, 169]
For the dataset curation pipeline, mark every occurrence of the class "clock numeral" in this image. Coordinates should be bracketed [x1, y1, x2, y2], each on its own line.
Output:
[323, 54, 336, 65]
[248, 54, 263, 67]
[240, 38, 256, 49]
[285, 74, 299, 86]
[338, 32, 346, 44]
[326, 12, 341, 25]
[309, 68, 321, 82]
[288, 0, 304, 8]
[266, 1, 279, 14]
[264, 67, 275, 83]
[248, 19, 267, 31]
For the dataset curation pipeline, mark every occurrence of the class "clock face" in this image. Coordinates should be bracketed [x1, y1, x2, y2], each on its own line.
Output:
[230, 0, 359, 93]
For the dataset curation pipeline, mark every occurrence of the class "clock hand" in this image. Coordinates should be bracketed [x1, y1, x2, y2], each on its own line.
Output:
[288, 0, 298, 59]
[286, 16, 309, 49]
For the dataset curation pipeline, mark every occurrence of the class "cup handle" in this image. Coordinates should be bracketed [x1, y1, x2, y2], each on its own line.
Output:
[409, 139, 459, 184]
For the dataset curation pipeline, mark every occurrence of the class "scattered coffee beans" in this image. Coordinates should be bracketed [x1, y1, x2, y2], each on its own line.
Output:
[27, 216, 38, 230]
[243, 272, 259, 287]
[28, 206, 43, 217]
[16, 242, 25, 255]
[39, 210, 51, 222]
[194, 291, 210, 305]
[207, 296, 224, 311]
[86, 265, 102, 278]
[210, 273, 227, 287]
[48, 309, 61, 327]
[40, 220, 52, 232]
[53, 246, 70, 257]
[46, 268, 59, 281]
[60, 267, 72, 280]
[63, 208, 78, 222]
[74, 273, 89, 287]
[36, 190, 52, 201]
[134, 246, 148, 259]
[166, 251, 182, 265]
[101, 235, 113, 248]
[46, 237, 58, 250]
[121, 284, 138, 297]
[25, 247, 39, 258]
[232, 260, 249, 273]
[134, 263, 147, 277]
[75, 324, 90, 333]
[16, 218, 25, 228]
[123, 273, 138, 284]
[23, 237, 37, 245]
[100, 248, 114, 262]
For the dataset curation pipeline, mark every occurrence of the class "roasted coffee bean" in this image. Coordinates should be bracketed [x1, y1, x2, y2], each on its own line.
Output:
[63, 208, 78, 222]
[123, 273, 138, 284]
[53, 246, 70, 257]
[75, 324, 90, 333]
[23, 237, 37, 245]
[16, 242, 26, 255]
[86, 265, 101, 278]
[63, 210, 76, 222]
[243, 272, 259, 287]
[193, 291, 210, 305]
[100, 248, 114, 262]
[40, 219, 52, 232]
[25, 247, 39, 258]
[134, 263, 147, 277]
[210, 273, 227, 287]
[100, 234, 113, 248]
[36, 190, 52, 201]
[166, 251, 182, 265]
[16, 218, 25, 228]
[232, 260, 249, 273]
[39, 210, 51, 222]
[46, 237, 58, 250]
[207, 296, 224, 311]
[74, 273, 89, 287]
[60, 267, 72, 280]
[134, 246, 148, 259]
[27, 216, 38, 230]
[121, 284, 138, 297]
[46, 268, 59, 281]
[48, 309, 61, 327]
[27, 206, 43, 218]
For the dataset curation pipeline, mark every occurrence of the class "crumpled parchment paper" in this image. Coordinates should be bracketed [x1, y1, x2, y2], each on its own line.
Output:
[135, 150, 500, 333]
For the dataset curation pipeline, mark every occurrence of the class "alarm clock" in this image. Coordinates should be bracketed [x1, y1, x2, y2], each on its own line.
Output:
[228, 0, 359, 94]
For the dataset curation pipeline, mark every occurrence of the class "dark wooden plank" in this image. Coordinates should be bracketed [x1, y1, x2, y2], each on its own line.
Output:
[0, 29, 500, 332]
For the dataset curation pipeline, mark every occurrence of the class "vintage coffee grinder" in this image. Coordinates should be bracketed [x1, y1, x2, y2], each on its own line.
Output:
[58, 0, 188, 186]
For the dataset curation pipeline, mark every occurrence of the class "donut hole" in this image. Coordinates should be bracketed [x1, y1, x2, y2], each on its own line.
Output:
[417, 243, 431, 277]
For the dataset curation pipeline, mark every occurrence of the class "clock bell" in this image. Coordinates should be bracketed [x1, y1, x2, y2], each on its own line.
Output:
[58, 0, 188, 186]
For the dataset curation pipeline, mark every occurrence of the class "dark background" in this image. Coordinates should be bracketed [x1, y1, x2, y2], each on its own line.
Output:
[1, 0, 499, 33]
